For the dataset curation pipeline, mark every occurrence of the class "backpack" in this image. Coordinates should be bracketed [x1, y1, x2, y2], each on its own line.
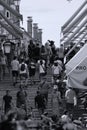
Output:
[21, 63, 26, 71]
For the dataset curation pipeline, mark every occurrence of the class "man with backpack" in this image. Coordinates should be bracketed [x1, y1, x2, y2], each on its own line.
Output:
[38, 59, 46, 81]
[19, 58, 29, 87]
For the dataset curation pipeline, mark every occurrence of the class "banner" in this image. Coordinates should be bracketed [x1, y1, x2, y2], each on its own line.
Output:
[66, 43, 87, 74]
[67, 56, 87, 89]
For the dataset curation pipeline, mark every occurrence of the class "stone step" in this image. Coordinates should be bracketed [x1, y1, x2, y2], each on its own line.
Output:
[0, 75, 52, 85]
[0, 84, 53, 119]
[0, 68, 53, 120]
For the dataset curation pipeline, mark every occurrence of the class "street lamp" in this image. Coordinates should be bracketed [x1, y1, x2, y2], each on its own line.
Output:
[3, 42, 11, 54]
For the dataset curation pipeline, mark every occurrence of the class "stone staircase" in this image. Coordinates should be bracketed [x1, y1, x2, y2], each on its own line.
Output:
[1, 68, 87, 122]
[0, 67, 53, 120]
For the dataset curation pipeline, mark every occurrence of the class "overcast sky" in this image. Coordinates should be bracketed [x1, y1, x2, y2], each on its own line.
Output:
[20, 0, 83, 47]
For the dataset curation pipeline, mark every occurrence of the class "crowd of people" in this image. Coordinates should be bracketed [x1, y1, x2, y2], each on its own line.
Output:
[0, 40, 86, 129]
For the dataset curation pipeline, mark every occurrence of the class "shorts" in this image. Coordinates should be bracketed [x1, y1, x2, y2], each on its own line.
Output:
[40, 73, 46, 77]
[12, 70, 18, 77]
[29, 68, 36, 77]
[20, 73, 28, 79]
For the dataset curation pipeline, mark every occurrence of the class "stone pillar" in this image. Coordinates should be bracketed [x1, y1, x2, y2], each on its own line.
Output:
[38, 29, 42, 44]
[27, 16, 33, 37]
[33, 23, 38, 42]
[13, 0, 21, 26]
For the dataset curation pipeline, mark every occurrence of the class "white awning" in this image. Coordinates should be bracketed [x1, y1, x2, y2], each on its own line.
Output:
[66, 43, 87, 75]
[67, 56, 87, 89]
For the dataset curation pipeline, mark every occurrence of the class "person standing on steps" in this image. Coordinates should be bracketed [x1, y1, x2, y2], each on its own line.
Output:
[38, 59, 46, 81]
[19, 58, 29, 87]
[38, 78, 50, 106]
[65, 87, 77, 116]
[11, 56, 19, 86]
[29, 59, 36, 85]
[16, 86, 28, 113]
[35, 91, 46, 115]
[2, 90, 13, 114]
[0, 53, 7, 80]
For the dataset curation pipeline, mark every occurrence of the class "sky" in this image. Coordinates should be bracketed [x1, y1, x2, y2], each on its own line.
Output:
[20, 0, 84, 47]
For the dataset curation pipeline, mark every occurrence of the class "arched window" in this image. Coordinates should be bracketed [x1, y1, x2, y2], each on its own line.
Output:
[5, 10, 10, 19]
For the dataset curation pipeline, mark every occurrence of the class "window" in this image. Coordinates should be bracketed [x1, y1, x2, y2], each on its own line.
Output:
[5, 10, 10, 19]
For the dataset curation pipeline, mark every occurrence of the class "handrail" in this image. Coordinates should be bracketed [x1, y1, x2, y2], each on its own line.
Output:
[63, 9, 87, 34]
[62, 0, 86, 31]
[65, 30, 87, 58]
[63, 19, 87, 45]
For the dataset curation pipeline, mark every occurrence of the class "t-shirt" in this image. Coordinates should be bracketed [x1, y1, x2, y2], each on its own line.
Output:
[11, 59, 19, 71]
[1, 57, 6, 65]
[39, 81, 49, 94]
[3, 95, 12, 108]
[30, 62, 36, 69]
[19, 62, 28, 74]
[17, 90, 27, 104]
[35, 94, 45, 108]
[52, 65, 60, 75]
[65, 89, 76, 104]
[38, 60, 45, 73]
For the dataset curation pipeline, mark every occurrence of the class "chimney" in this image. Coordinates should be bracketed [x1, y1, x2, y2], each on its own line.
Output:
[27, 16, 33, 37]
[33, 23, 38, 41]
[38, 29, 42, 44]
